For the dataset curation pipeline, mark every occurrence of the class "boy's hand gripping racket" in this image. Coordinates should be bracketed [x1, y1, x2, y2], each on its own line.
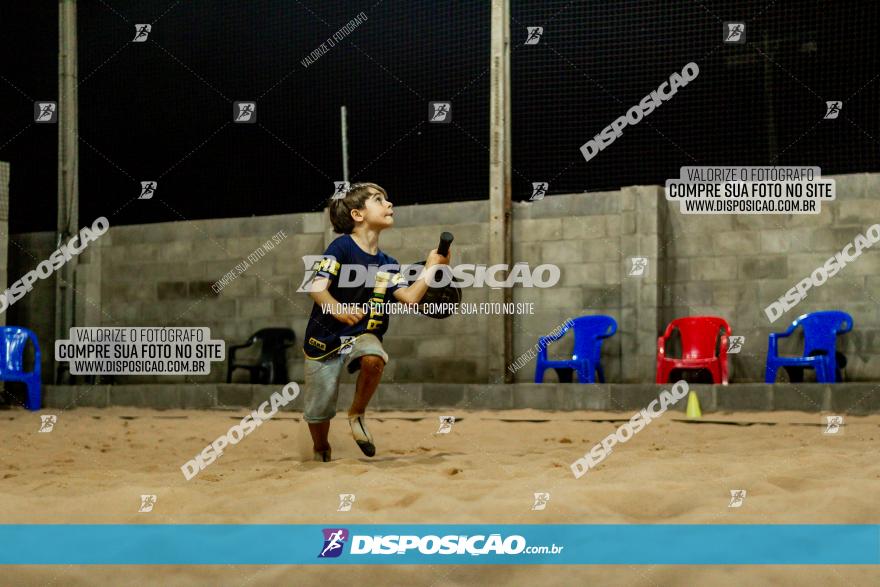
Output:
[408, 232, 462, 319]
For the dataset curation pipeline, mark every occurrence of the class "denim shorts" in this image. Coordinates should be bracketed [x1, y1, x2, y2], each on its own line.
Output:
[303, 333, 389, 423]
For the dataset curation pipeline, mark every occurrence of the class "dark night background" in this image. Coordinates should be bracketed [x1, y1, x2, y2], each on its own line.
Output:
[0, 0, 877, 233]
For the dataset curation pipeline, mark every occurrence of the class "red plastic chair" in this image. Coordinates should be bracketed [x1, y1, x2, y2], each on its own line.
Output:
[656, 316, 731, 385]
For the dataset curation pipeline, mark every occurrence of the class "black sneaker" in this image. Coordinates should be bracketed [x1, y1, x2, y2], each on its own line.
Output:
[349, 414, 376, 457]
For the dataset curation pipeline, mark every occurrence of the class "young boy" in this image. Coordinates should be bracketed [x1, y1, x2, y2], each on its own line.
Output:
[302, 182, 449, 462]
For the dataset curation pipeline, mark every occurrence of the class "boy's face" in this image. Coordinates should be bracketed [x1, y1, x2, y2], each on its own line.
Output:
[352, 188, 394, 230]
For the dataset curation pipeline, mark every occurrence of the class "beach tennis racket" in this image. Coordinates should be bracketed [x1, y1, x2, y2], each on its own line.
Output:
[408, 231, 462, 319]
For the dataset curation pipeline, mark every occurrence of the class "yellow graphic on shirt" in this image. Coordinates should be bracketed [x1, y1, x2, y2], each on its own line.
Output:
[366, 271, 391, 331]
[308, 337, 327, 351]
[311, 257, 341, 276]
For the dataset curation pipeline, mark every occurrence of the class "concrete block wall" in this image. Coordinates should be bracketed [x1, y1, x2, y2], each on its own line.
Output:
[5, 231, 57, 382]
[509, 185, 666, 384]
[97, 213, 326, 384]
[371, 200, 491, 384]
[0, 161, 8, 327]
[513, 192, 634, 382]
[5, 172, 879, 385]
[661, 172, 880, 382]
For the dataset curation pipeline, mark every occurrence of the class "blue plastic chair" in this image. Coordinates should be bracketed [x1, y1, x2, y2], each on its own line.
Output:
[764, 311, 853, 383]
[534, 316, 617, 383]
[0, 327, 42, 410]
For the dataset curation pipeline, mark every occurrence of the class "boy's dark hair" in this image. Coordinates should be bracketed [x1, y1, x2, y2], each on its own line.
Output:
[328, 182, 388, 234]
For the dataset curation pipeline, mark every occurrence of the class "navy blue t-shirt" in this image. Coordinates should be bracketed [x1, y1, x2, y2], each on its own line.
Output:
[302, 234, 407, 359]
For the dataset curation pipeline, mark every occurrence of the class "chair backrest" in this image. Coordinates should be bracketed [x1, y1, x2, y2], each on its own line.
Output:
[251, 328, 296, 358]
[792, 311, 853, 356]
[0, 327, 39, 374]
[665, 316, 731, 359]
[570, 315, 617, 363]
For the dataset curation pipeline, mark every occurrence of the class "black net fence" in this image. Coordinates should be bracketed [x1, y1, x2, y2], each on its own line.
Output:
[1, 0, 491, 231]
[1, 1, 877, 231]
[510, 0, 880, 199]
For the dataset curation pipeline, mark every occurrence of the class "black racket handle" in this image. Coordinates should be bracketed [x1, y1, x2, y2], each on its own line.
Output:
[438, 232, 454, 257]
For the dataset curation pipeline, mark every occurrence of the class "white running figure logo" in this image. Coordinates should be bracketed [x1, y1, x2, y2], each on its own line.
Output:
[337, 494, 356, 512]
[321, 529, 346, 557]
[139, 494, 157, 512]
[531, 492, 550, 510]
[728, 489, 746, 508]
[38, 415, 57, 433]
[436, 416, 455, 434]
[824, 415, 844, 434]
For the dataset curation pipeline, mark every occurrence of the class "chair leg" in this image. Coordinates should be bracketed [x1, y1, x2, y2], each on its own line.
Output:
[764, 362, 778, 384]
[26, 378, 41, 411]
[825, 355, 838, 383]
[815, 360, 831, 384]
[266, 362, 275, 385]
[709, 361, 727, 385]
[534, 366, 544, 384]
[656, 361, 670, 384]
[576, 362, 593, 384]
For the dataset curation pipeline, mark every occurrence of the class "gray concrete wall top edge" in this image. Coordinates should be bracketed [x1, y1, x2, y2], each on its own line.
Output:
[42, 383, 879, 413]
[11, 172, 870, 243]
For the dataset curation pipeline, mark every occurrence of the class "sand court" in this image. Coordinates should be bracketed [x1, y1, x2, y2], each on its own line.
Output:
[2, 407, 878, 584]
[3, 408, 878, 523]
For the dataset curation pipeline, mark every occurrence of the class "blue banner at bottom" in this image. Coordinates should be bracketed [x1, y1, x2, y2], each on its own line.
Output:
[1, 525, 878, 565]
